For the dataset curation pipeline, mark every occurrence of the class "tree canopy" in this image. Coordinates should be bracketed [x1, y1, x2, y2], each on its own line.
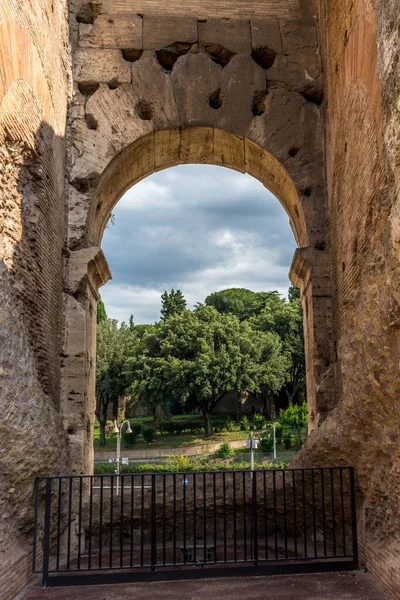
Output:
[95, 285, 306, 441]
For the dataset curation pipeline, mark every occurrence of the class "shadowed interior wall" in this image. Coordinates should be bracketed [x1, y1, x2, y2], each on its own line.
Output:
[0, 1, 71, 598]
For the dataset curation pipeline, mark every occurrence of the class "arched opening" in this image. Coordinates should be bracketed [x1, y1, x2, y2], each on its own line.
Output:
[96, 163, 305, 459]
[63, 127, 335, 476]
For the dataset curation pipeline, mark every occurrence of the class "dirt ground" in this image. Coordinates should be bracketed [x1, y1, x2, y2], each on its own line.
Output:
[17, 571, 390, 600]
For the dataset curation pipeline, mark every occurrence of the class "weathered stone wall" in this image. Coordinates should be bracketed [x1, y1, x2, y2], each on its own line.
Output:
[0, 0, 71, 596]
[293, 1, 400, 597]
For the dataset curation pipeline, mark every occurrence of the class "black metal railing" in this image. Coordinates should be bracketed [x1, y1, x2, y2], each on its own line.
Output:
[33, 467, 358, 587]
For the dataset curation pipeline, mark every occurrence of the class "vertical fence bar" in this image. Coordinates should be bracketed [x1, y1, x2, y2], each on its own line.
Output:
[56, 478, 62, 571]
[252, 471, 258, 566]
[223, 472, 227, 562]
[163, 474, 166, 566]
[233, 471, 237, 562]
[32, 478, 40, 574]
[349, 467, 359, 567]
[140, 475, 144, 567]
[212, 472, 216, 563]
[151, 474, 157, 570]
[173, 474, 176, 565]
[42, 478, 52, 588]
[109, 476, 114, 568]
[88, 476, 93, 570]
[242, 471, 247, 561]
[330, 468, 336, 556]
[273, 469, 278, 559]
[321, 469, 327, 556]
[67, 478, 72, 570]
[292, 470, 298, 558]
[99, 477, 103, 569]
[120, 475, 124, 567]
[302, 470, 307, 558]
[311, 469, 317, 558]
[203, 472, 207, 564]
[183, 473, 187, 564]
[263, 471, 268, 560]
[194, 473, 197, 564]
[130, 475, 134, 567]
[340, 468, 346, 556]
[77, 477, 83, 570]
[283, 470, 288, 558]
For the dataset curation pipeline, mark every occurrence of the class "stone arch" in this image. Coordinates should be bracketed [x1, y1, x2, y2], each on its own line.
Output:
[64, 126, 337, 475]
[87, 128, 309, 248]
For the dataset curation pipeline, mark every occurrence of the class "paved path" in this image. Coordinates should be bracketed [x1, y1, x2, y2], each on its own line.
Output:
[18, 572, 390, 600]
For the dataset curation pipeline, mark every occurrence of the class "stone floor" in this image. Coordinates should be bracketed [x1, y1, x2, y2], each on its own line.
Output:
[17, 571, 390, 600]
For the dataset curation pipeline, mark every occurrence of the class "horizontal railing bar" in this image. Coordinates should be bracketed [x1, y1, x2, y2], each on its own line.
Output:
[34, 466, 354, 481]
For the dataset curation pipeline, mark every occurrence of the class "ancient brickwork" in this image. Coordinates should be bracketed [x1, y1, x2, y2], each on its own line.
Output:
[293, 1, 400, 597]
[0, 0, 71, 597]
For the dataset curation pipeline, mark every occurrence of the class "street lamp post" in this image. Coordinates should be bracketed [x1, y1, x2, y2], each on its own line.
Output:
[113, 419, 132, 495]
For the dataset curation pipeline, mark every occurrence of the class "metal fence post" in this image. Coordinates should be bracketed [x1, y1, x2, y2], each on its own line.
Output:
[151, 474, 157, 570]
[42, 478, 52, 587]
[349, 467, 359, 568]
[252, 471, 258, 565]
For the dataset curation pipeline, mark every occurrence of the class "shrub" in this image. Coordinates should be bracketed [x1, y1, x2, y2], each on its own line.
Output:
[122, 429, 137, 447]
[226, 419, 241, 432]
[159, 419, 203, 435]
[273, 423, 284, 444]
[216, 442, 234, 459]
[259, 433, 274, 452]
[239, 415, 250, 431]
[212, 415, 232, 433]
[94, 458, 292, 474]
[253, 413, 266, 429]
[142, 428, 155, 443]
[170, 455, 189, 470]
[283, 432, 292, 449]
[131, 423, 142, 437]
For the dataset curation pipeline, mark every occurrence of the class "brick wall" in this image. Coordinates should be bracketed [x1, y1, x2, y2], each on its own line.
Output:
[0, 551, 35, 600]
[292, 1, 400, 597]
[0, 1, 71, 598]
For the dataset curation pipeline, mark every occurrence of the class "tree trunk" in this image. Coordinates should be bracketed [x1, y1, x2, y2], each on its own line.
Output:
[99, 418, 107, 446]
[203, 410, 213, 437]
[151, 405, 158, 437]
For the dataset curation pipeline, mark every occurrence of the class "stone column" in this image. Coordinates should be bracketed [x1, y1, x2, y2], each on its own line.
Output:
[289, 246, 336, 432]
[61, 247, 111, 475]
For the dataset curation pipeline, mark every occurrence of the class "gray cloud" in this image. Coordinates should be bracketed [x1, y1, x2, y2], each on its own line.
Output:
[101, 165, 296, 324]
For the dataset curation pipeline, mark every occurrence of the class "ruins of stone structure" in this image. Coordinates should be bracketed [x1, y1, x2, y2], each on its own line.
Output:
[0, 0, 399, 598]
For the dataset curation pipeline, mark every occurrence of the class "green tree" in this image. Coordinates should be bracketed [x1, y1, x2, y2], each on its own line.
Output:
[160, 289, 187, 319]
[126, 305, 260, 436]
[249, 330, 291, 420]
[205, 288, 280, 321]
[97, 298, 107, 324]
[279, 402, 308, 445]
[249, 289, 306, 406]
[96, 318, 130, 445]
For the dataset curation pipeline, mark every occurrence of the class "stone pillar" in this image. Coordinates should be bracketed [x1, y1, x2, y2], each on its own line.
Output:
[61, 247, 111, 475]
[289, 246, 336, 432]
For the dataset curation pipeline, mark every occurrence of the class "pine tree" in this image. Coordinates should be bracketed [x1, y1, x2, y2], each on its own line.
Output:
[160, 289, 187, 319]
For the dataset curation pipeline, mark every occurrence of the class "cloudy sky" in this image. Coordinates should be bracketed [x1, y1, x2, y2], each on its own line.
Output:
[100, 165, 296, 324]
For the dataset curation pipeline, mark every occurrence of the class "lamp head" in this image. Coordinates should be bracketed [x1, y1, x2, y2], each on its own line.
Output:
[113, 420, 119, 434]
[126, 422, 132, 434]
